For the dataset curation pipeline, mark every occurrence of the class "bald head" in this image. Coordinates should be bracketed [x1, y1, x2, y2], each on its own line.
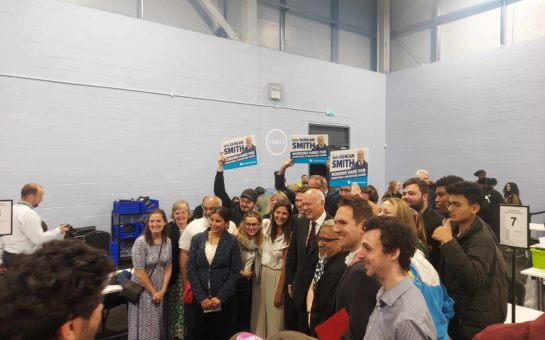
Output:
[203, 196, 222, 219]
[21, 183, 44, 208]
[301, 188, 325, 221]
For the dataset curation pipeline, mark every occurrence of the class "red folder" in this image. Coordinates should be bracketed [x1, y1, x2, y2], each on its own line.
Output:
[314, 308, 349, 340]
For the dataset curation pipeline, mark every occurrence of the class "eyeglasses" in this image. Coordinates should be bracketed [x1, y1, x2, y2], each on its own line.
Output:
[317, 236, 339, 243]
[245, 223, 260, 228]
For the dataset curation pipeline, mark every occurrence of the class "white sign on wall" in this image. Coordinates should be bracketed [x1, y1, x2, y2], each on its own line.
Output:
[0, 200, 13, 236]
[499, 204, 529, 249]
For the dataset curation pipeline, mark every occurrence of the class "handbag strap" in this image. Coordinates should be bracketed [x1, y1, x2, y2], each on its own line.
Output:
[145, 240, 164, 280]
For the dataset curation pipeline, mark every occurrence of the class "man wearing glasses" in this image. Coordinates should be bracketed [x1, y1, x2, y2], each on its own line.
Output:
[432, 181, 505, 340]
[305, 221, 348, 336]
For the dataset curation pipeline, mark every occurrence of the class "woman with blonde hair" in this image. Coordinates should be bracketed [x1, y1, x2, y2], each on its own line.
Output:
[379, 197, 428, 258]
[236, 211, 264, 332]
[263, 191, 290, 219]
[382, 180, 402, 200]
[166, 200, 191, 339]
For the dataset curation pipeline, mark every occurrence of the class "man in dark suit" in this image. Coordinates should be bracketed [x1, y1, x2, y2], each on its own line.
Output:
[307, 221, 348, 336]
[311, 135, 328, 152]
[242, 136, 256, 154]
[274, 159, 339, 217]
[332, 196, 379, 340]
[350, 149, 368, 175]
[285, 188, 332, 334]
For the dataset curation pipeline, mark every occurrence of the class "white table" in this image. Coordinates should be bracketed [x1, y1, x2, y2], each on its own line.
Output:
[521, 267, 545, 311]
[505, 303, 543, 323]
[530, 223, 545, 239]
[102, 284, 122, 294]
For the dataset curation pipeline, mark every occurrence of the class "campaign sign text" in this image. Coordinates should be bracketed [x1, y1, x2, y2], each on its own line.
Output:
[290, 134, 329, 164]
[221, 135, 258, 170]
[329, 148, 369, 187]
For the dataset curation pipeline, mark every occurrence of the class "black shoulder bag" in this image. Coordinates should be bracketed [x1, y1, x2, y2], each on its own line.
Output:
[120, 241, 164, 304]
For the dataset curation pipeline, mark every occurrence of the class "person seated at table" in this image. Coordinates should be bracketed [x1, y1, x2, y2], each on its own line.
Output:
[188, 207, 241, 340]
[128, 209, 172, 340]
[0, 239, 115, 340]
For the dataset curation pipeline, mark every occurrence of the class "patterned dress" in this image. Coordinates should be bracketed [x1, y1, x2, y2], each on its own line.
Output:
[128, 236, 172, 340]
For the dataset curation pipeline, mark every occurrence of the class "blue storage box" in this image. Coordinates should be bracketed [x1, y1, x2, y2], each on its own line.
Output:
[110, 240, 120, 266]
[113, 200, 140, 214]
[113, 223, 144, 240]
[139, 199, 159, 213]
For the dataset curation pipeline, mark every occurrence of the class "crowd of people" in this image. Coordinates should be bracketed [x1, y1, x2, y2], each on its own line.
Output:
[0, 161, 529, 340]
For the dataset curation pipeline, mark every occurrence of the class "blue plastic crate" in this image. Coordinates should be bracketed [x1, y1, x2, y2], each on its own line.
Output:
[110, 240, 119, 266]
[113, 200, 140, 214]
[139, 199, 159, 213]
[113, 223, 143, 239]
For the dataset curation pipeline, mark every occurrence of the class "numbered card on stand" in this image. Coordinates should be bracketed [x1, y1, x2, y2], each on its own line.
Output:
[499, 204, 529, 249]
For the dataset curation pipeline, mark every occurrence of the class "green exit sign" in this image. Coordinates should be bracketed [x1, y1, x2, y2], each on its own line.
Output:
[326, 109, 336, 117]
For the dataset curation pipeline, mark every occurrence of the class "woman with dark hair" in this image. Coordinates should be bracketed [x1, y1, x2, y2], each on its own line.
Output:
[166, 200, 191, 340]
[235, 211, 264, 332]
[188, 207, 241, 340]
[128, 209, 172, 340]
[251, 200, 293, 338]
[503, 182, 522, 205]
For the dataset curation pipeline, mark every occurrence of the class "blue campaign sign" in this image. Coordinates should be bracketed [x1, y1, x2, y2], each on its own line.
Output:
[290, 134, 329, 164]
[221, 135, 258, 170]
[329, 148, 369, 187]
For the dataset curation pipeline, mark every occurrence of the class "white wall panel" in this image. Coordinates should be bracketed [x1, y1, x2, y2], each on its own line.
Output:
[0, 0, 385, 230]
[440, 8, 500, 60]
[285, 13, 331, 61]
[339, 29, 371, 70]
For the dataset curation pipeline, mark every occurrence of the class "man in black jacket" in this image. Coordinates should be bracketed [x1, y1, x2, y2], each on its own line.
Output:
[214, 153, 257, 225]
[432, 181, 505, 340]
[307, 221, 348, 336]
[275, 159, 339, 217]
[332, 196, 379, 340]
[285, 188, 332, 334]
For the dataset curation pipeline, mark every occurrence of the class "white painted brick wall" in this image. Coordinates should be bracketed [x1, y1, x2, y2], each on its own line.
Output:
[386, 38, 545, 222]
[0, 0, 385, 230]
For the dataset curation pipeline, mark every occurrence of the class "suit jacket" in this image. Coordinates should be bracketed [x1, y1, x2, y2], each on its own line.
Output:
[187, 230, 241, 303]
[333, 261, 380, 340]
[310, 250, 349, 335]
[285, 213, 332, 307]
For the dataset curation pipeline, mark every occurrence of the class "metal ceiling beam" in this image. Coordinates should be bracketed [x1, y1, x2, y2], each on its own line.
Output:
[241, 0, 258, 44]
[190, 0, 240, 40]
[377, 0, 390, 73]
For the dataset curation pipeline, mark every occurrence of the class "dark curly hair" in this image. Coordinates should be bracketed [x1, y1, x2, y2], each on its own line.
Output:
[436, 175, 464, 189]
[365, 216, 416, 271]
[0, 239, 115, 339]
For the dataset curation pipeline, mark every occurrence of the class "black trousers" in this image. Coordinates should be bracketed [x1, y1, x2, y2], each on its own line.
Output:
[235, 277, 252, 332]
[2, 251, 18, 269]
[193, 297, 235, 340]
[283, 286, 299, 331]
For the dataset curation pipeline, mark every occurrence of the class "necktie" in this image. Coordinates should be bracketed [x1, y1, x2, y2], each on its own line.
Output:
[313, 259, 325, 291]
[307, 221, 317, 253]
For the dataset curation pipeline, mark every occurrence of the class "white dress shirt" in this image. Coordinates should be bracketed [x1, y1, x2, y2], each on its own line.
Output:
[178, 217, 236, 251]
[2, 202, 61, 254]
